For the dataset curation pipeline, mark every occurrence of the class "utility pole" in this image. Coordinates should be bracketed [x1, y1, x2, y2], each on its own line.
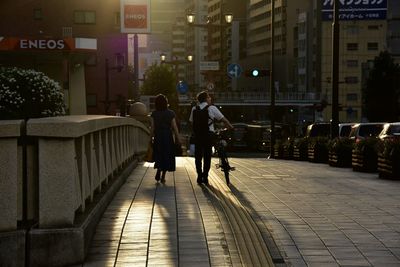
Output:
[269, 0, 276, 157]
[133, 34, 139, 102]
[331, 0, 340, 138]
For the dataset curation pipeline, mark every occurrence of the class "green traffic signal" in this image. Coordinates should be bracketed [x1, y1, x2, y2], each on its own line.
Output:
[245, 69, 270, 77]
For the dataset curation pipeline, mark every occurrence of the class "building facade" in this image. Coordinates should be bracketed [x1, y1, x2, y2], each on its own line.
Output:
[319, 1, 388, 122]
[0, 0, 131, 115]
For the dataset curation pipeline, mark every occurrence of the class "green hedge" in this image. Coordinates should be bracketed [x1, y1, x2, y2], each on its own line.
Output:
[0, 67, 65, 120]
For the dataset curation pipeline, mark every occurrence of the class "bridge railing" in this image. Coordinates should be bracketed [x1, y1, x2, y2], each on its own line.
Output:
[0, 115, 150, 231]
[211, 91, 322, 103]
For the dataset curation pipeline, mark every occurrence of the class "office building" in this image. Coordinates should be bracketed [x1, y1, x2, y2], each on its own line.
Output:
[0, 0, 130, 115]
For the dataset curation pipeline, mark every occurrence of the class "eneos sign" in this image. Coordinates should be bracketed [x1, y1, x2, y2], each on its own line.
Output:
[19, 39, 67, 50]
[121, 0, 151, 33]
[0, 37, 75, 51]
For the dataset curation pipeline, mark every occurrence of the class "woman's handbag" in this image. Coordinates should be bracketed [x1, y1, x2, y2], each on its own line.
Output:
[175, 142, 183, 156]
[145, 141, 154, 162]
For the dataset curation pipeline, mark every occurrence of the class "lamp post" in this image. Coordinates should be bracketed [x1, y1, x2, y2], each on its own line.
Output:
[186, 12, 233, 91]
[160, 53, 193, 81]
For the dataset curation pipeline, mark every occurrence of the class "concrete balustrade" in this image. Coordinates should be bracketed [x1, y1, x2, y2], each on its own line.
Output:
[26, 115, 150, 227]
[0, 120, 23, 231]
[0, 115, 150, 266]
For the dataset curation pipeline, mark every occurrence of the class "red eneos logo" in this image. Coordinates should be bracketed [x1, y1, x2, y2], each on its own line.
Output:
[124, 5, 147, 29]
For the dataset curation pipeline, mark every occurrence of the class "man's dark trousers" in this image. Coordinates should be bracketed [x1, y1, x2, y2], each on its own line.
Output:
[194, 135, 213, 183]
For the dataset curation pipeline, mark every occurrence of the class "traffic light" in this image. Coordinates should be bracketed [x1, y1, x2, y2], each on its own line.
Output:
[245, 69, 270, 77]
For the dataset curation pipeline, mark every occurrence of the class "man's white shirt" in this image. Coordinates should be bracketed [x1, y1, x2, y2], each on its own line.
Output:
[189, 102, 224, 132]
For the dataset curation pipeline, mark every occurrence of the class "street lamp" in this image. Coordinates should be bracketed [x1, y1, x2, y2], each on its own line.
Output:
[160, 53, 193, 80]
[186, 11, 233, 91]
[186, 13, 233, 27]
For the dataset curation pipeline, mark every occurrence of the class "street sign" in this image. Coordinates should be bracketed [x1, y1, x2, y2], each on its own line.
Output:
[176, 80, 188, 94]
[206, 82, 215, 91]
[227, 63, 242, 78]
[200, 61, 219, 71]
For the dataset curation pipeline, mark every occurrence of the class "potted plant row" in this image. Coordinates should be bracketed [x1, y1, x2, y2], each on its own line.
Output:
[378, 138, 400, 179]
[352, 138, 380, 172]
[328, 137, 353, 167]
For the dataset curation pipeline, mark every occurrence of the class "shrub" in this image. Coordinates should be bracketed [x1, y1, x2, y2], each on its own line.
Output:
[0, 67, 65, 120]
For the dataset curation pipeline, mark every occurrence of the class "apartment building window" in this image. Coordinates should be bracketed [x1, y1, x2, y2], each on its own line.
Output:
[86, 94, 97, 107]
[368, 25, 379, 30]
[346, 93, 358, 101]
[114, 12, 120, 26]
[347, 43, 358, 51]
[345, 76, 358, 84]
[74, 10, 96, 24]
[346, 25, 359, 34]
[347, 60, 358, 67]
[33, 8, 42, 20]
[347, 109, 358, 121]
[367, 42, 378, 51]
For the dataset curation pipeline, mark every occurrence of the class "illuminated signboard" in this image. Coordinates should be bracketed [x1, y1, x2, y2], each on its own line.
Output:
[322, 0, 387, 21]
[0, 37, 97, 51]
[120, 0, 151, 33]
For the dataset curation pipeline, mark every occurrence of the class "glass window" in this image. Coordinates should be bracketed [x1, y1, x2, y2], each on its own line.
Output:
[86, 94, 97, 107]
[74, 10, 96, 24]
[367, 42, 378, 51]
[347, 43, 358, 51]
[347, 60, 358, 67]
[33, 8, 42, 20]
[346, 93, 358, 101]
[345, 76, 358, 84]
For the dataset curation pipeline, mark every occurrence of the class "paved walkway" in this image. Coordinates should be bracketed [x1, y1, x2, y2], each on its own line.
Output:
[75, 156, 400, 267]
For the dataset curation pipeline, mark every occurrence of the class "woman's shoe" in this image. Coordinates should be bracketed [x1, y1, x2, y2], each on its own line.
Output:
[155, 171, 161, 182]
[161, 172, 166, 183]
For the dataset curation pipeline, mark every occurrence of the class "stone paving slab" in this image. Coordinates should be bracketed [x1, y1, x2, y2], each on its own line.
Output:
[72, 156, 400, 267]
[226, 157, 400, 267]
[73, 158, 254, 267]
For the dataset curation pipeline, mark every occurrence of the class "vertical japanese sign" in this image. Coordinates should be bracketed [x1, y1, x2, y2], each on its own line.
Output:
[120, 0, 151, 33]
[322, 0, 387, 21]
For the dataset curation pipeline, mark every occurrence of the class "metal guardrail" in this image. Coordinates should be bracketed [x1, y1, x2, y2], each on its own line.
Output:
[211, 91, 322, 103]
[179, 91, 322, 105]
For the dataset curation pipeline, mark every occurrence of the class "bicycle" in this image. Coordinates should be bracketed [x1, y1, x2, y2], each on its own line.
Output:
[214, 128, 235, 185]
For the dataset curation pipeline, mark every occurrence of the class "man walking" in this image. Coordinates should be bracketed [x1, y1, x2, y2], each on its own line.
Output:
[189, 91, 233, 184]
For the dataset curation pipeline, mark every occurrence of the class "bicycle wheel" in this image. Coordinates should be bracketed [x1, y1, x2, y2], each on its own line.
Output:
[220, 155, 230, 185]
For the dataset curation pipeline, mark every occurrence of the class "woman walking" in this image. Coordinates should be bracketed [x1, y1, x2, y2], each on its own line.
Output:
[150, 94, 181, 182]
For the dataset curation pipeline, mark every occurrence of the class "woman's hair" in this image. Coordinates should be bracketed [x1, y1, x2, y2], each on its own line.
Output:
[197, 91, 209, 103]
[154, 94, 168, 111]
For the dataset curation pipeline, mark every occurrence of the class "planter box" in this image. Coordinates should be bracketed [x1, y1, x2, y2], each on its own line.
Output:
[378, 154, 400, 179]
[293, 146, 308, 161]
[329, 151, 352, 167]
[352, 148, 378, 172]
[308, 145, 328, 163]
[274, 146, 284, 159]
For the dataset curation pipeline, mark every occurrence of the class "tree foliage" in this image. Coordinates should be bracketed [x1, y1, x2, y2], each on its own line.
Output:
[140, 63, 178, 112]
[0, 67, 65, 120]
[364, 51, 400, 122]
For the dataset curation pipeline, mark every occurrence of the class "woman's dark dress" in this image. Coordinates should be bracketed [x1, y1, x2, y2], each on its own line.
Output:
[151, 109, 176, 171]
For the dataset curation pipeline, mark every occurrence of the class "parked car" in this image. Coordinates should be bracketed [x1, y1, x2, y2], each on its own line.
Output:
[349, 123, 385, 143]
[378, 122, 400, 141]
[227, 123, 248, 151]
[338, 123, 355, 138]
